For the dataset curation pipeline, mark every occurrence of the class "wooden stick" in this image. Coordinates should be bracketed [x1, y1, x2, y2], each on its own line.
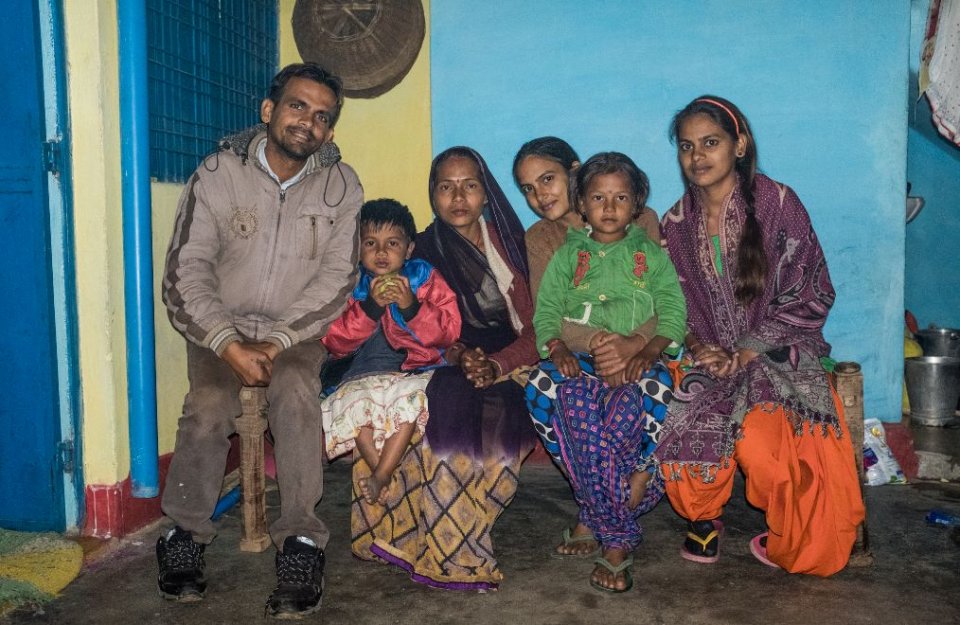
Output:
[834, 361, 873, 565]
[237, 386, 271, 552]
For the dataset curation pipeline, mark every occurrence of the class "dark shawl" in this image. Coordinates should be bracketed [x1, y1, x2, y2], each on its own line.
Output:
[414, 147, 535, 459]
[656, 174, 840, 480]
[415, 146, 528, 319]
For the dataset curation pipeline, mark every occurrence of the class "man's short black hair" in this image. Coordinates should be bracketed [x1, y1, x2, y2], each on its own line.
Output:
[267, 63, 344, 128]
[360, 199, 417, 242]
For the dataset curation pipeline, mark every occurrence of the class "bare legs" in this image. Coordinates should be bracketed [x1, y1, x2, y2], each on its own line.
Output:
[356, 422, 416, 505]
[627, 470, 652, 510]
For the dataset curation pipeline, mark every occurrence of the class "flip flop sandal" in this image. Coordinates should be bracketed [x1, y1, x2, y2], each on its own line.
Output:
[589, 554, 634, 593]
[749, 532, 780, 568]
[552, 527, 600, 559]
[681, 519, 724, 564]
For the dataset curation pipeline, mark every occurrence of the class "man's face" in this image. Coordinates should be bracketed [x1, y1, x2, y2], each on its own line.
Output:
[260, 77, 337, 161]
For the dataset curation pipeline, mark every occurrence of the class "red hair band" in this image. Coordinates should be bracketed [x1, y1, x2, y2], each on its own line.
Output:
[697, 98, 740, 136]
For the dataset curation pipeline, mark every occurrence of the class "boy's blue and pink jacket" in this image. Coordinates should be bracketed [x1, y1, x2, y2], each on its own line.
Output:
[321, 258, 461, 369]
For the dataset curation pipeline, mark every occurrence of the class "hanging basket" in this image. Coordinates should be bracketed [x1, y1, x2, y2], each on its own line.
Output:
[292, 0, 425, 99]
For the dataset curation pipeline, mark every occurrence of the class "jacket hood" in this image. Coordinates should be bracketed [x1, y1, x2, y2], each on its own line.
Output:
[217, 124, 342, 175]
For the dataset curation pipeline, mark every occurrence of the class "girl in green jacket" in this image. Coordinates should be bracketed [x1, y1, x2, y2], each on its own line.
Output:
[525, 152, 686, 594]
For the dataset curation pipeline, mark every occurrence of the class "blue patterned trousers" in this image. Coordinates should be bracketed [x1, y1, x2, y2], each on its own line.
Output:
[524, 356, 674, 550]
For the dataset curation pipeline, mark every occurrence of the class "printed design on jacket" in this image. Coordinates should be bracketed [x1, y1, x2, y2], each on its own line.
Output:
[633, 251, 648, 279]
[230, 207, 259, 239]
[573, 250, 591, 287]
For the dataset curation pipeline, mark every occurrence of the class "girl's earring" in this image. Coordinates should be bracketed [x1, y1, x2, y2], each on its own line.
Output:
[735, 151, 745, 158]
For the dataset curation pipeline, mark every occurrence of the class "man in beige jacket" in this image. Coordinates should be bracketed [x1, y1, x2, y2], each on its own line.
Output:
[158, 62, 362, 619]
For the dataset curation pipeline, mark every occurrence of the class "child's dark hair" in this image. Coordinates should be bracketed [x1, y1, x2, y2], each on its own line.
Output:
[671, 95, 765, 305]
[512, 136, 580, 185]
[360, 198, 417, 241]
[572, 152, 650, 219]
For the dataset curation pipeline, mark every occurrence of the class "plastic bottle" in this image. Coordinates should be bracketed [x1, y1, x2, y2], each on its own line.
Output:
[925, 509, 960, 528]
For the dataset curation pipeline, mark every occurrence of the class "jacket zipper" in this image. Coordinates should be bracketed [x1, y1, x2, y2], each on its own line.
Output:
[255, 190, 286, 318]
[310, 215, 318, 260]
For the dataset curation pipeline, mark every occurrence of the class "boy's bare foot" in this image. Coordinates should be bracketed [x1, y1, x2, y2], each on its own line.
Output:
[359, 473, 389, 505]
[555, 523, 598, 556]
[627, 470, 652, 510]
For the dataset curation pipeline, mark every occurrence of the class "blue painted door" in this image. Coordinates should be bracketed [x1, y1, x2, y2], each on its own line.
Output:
[0, 2, 66, 530]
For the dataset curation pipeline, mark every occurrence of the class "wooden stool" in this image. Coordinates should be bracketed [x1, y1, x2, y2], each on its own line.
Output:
[834, 361, 874, 566]
[237, 386, 271, 552]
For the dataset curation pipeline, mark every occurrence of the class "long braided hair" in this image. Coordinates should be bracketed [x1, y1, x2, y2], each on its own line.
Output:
[671, 95, 766, 305]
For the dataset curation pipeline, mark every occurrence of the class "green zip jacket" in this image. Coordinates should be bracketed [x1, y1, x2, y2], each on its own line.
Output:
[533, 225, 686, 357]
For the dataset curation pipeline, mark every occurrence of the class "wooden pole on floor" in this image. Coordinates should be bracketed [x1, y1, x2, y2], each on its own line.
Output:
[834, 361, 874, 565]
[237, 386, 271, 552]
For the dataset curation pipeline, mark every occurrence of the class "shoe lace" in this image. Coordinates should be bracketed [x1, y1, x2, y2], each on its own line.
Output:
[163, 534, 204, 570]
[276, 550, 317, 586]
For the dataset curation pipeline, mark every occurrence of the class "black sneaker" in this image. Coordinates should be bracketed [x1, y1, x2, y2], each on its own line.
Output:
[156, 527, 207, 601]
[265, 536, 325, 619]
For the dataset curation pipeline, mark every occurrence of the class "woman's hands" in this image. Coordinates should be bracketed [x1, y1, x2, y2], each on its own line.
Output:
[689, 338, 760, 378]
[549, 341, 582, 378]
[447, 343, 498, 389]
[624, 336, 671, 381]
[590, 331, 646, 385]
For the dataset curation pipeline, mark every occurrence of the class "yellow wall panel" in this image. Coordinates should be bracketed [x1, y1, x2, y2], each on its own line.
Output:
[152, 184, 188, 455]
[279, 0, 433, 229]
[63, 0, 128, 484]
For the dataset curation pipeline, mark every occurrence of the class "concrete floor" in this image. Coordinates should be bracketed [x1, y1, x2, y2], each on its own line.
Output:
[6, 459, 960, 625]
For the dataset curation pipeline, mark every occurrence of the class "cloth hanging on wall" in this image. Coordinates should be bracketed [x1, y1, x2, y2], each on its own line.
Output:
[921, 0, 960, 146]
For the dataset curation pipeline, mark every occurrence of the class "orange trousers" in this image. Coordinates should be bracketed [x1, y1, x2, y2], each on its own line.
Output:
[662, 387, 865, 576]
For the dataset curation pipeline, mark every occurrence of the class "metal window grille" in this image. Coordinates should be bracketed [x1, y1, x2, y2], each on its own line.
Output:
[147, 0, 277, 182]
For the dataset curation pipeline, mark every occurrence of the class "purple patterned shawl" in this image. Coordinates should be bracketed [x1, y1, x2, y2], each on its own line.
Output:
[655, 174, 840, 481]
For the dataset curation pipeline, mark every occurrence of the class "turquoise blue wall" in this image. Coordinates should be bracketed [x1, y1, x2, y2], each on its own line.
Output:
[431, 1, 911, 420]
[906, 0, 960, 329]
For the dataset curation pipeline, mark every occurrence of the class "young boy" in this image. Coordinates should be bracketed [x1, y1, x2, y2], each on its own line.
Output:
[321, 199, 461, 504]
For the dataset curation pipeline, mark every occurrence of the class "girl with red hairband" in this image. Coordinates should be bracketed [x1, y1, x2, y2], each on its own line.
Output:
[655, 95, 864, 576]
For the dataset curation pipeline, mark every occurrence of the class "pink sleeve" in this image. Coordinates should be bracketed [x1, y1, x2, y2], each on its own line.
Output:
[320, 297, 377, 358]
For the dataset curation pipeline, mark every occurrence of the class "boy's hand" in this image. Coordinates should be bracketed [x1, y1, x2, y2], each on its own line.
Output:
[369, 276, 395, 308]
[386, 276, 415, 309]
[550, 343, 581, 378]
[372, 275, 415, 309]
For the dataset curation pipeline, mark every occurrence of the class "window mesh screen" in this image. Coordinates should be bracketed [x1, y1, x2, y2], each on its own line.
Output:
[147, 0, 277, 182]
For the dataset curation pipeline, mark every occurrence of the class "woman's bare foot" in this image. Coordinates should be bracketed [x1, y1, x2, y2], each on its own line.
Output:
[555, 522, 598, 556]
[359, 473, 389, 505]
[591, 547, 632, 592]
[627, 470, 652, 510]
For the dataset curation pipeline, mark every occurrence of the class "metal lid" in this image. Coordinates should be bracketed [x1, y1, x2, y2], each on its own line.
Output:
[916, 327, 960, 338]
